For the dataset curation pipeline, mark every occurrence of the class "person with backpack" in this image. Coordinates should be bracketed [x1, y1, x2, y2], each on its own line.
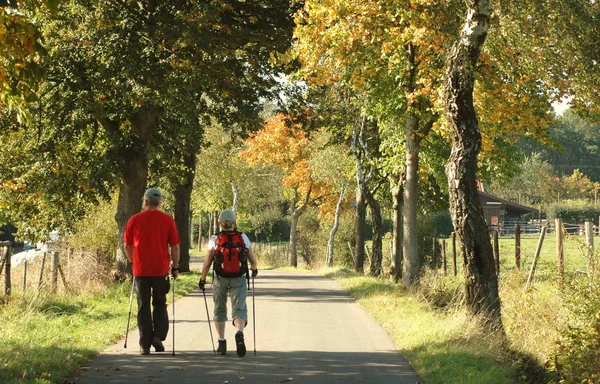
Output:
[198, 209, 258, 357]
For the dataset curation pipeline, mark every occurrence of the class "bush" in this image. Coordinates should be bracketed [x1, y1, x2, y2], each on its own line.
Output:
[550, 273, 600, 383]
[546, 199, 600, 225]
[65, 197, 118, 268]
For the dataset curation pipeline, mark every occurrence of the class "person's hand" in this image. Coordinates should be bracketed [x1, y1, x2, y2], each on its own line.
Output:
[251, 268, 258, 278]
[171, 267, 179, 279]
[198, 279, 206, 292]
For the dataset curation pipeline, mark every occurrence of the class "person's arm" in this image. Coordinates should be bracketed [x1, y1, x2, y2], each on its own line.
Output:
[200, 250, 214, 282]
[125, 244, 134, 263]
[247, 247, 257, 271]
[170, 244, 180, 278]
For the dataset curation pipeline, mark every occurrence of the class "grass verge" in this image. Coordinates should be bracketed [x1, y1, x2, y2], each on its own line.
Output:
[317, 267, 520, 384]
[0, 270, 201, 384]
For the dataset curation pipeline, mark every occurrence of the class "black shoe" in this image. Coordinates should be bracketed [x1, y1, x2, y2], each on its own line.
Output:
[152, 339, 165, 352]
[216, 339, 227, 355]
[140, 347, 150, 355]
[235, 331, 246, 357]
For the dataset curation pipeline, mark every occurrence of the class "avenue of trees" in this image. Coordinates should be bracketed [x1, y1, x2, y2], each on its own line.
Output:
[2, 0, 599, 342]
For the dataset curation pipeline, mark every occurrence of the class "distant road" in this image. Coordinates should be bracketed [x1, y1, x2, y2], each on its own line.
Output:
[69, 269, 423, 384]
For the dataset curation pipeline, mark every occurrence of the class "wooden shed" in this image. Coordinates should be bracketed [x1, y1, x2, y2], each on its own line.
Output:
[477, 190, 537, 233]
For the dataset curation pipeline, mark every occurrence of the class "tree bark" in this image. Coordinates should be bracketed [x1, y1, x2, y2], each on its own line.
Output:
[444, 0, 504, 333]
[197, 211, 203, 251]
[402, 114, 420, 285]
[327, 187, 346, 267]
[173, 151, 196, 273]
[289, 205, 306, 267]
[100, 114, 155, 278]
[354, 185, 366, 273]
[390, 173, 404, 281]
[231, 178, 239, 212]
[363, 186, 383, 276]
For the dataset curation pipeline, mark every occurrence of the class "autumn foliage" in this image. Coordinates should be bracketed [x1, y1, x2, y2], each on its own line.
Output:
[241, 113, 332, 211]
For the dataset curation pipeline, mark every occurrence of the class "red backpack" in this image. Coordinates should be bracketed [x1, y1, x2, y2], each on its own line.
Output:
[213, 231, 248, 278]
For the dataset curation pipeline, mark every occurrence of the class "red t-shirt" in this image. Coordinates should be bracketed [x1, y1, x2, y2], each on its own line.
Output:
[124, 210, 180, 276]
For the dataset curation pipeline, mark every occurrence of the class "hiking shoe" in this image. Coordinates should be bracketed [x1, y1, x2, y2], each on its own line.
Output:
[140, 347, 150, 355]
[216, 339, 227, 355]
[152, 338, 165, 352]
[235, 331, 246, 357]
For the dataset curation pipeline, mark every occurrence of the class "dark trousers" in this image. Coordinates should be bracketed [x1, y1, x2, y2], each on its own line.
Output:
[135, 275, 170, 349]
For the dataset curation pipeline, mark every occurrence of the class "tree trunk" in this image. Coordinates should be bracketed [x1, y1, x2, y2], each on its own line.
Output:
[101, 114, 155, 278]
[444, 0, 504, 333]
[173, 151, 196, 273]
[354, 185, 366, 273]
[197, 211, 203, 251]
[364, 188, 383, 277]
[212, 211, 219, 235]
[231, 178, 239, 212]
[402, 114, 420, 285]
[114, 143, 150, 276]
[390, 174, 404, 281]
[289, 206, 306, 267]
[327, 187, 346, 267]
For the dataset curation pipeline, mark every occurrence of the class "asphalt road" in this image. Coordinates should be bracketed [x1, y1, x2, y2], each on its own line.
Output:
[69, 269, 423, 384]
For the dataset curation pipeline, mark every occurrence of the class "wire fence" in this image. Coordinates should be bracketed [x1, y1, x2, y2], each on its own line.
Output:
[489, 220, 600, 236]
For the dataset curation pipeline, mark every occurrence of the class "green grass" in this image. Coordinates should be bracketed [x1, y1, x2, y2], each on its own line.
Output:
[1, 234, 593, 384]
[308, 234, 596, 384]
[0, 270, 201, 384]
[320, 268, 518, 384]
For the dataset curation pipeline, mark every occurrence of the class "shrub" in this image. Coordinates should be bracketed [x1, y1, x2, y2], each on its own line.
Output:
[550, 273, 600, 383]
[65, 196, 118, 268]
[546, 199, 600, 226]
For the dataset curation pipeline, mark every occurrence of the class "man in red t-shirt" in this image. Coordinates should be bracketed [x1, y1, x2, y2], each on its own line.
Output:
[124, 187, 180, 355]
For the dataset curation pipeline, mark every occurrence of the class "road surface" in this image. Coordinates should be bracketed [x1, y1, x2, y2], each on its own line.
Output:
[69, 269, 423, 384]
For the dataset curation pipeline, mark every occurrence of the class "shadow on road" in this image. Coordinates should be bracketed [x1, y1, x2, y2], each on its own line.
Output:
[72, 349, 418, 384]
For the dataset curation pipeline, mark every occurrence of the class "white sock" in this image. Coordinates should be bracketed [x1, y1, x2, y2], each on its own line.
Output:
[219, 338, 226, 341]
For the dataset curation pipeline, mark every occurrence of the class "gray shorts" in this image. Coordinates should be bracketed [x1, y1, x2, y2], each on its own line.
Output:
[212, 275, 248, 324]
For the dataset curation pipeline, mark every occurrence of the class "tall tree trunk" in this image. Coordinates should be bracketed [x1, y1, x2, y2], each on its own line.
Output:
[105, 114, 155, 277]
[445, 0, 504, 333]
[231, 178, 239, 212]
[327, 187, 346, 267]
[212, 211, 219, 235]
[289, 206, 306, 267]
[197, 211, 203, 251]
[402, 114, 420, 285]
[390, 173, 404, 281]
[289, 185, 311, 267]
[364, 187, 383, 276]
[173, 151, 196, 273]
[354, 185, 366, 273]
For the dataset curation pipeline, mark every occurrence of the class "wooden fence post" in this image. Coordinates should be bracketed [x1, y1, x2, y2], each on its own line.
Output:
[38, 252, 47, 290]
[51, 251, 59, 293]
[585, 221, 594, 274]
[493, 230, 500, 275]
[1, 241, 12, 296]
[451, 232, 457, 276]
[22, 260, 28, 294]
[432, 237, 438, 274]
[525, 225, 547, 291]
[515, 224, 521, 270]
[556, 218, 564, 289]
[442, 239, 447, 276]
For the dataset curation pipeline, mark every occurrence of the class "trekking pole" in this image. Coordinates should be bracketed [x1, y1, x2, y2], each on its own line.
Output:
[252, 275, 256, 356]
[124, 276, 136, 349]
[172, 277, 176, 356]
[202, 288, 216, 355]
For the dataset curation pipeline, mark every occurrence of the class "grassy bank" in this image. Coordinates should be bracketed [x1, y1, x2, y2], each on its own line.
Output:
[0, 270, 201, 384]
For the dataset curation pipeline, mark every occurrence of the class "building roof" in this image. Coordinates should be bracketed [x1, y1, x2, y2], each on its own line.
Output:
[477, 190, 537, 215]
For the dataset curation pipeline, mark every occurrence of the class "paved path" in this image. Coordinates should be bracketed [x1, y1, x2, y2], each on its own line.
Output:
[70, 269, 423, 384]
